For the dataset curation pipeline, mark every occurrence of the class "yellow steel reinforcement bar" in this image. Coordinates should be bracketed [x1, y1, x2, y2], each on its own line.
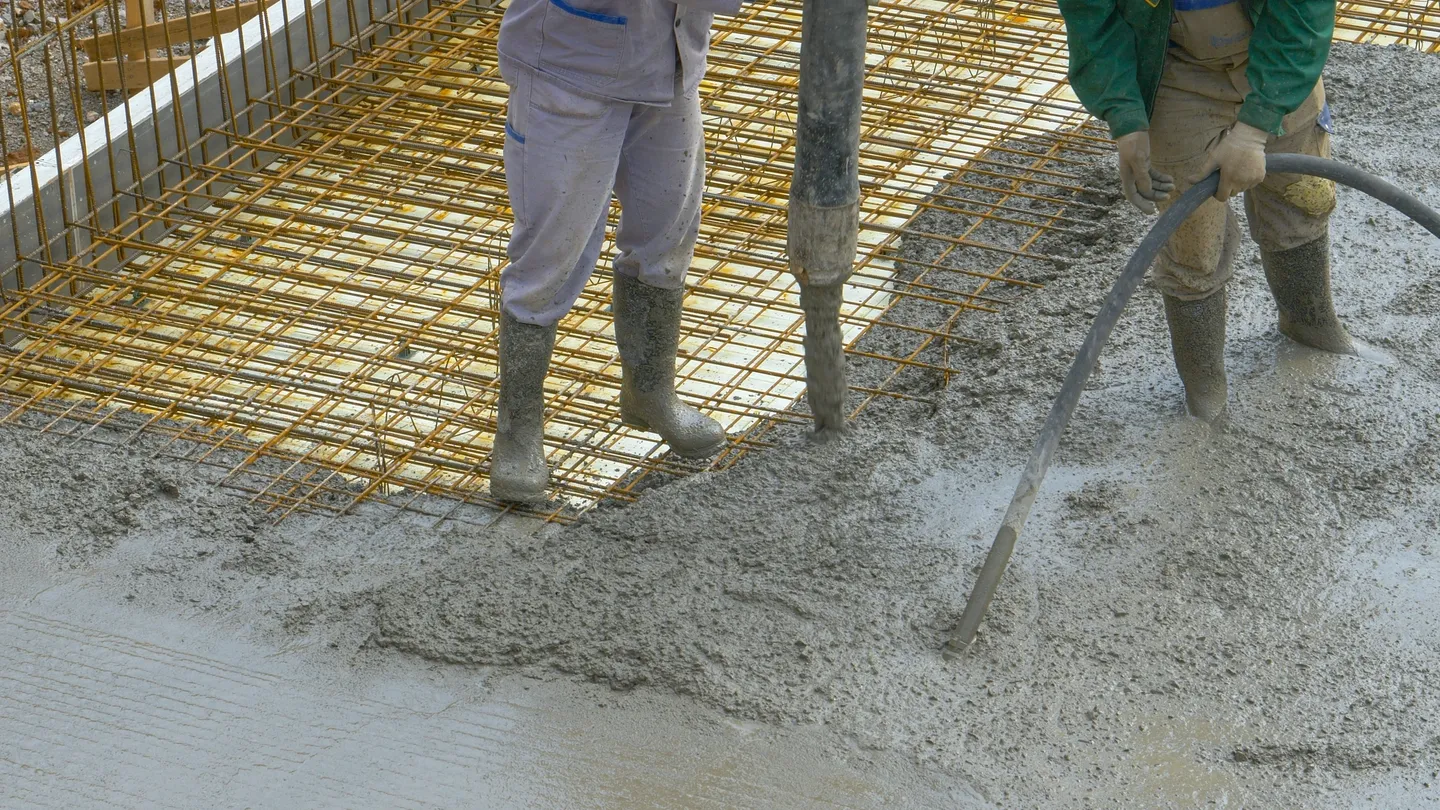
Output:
[0, 0, 1434, 523]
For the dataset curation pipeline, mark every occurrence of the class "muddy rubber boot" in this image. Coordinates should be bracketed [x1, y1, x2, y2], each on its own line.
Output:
[613, 274, 726, 458]
[1163, 288, 1229, 422]
[1261, 233, 1356, 355]
[489, 311, 556, 503]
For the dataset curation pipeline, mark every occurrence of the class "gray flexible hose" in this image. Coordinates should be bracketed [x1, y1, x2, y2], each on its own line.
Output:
[944, 155, 1440, 660]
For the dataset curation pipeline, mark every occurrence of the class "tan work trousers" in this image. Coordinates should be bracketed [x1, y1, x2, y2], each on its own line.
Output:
[1149, 55, 1335, 301]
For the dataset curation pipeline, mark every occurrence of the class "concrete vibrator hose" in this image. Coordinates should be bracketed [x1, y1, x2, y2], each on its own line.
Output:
[944, 155, 1440, 660]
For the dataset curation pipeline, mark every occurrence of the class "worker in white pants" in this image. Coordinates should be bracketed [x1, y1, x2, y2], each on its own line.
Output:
[490, 0, 742, 503]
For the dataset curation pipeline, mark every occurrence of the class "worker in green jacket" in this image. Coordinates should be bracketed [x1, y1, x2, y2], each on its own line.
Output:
[1057, 0, 1353, 422]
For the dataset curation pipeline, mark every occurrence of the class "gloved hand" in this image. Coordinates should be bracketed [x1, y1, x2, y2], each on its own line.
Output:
[1116, 131, 1175, 215]
[1198, 121, 1269, 200]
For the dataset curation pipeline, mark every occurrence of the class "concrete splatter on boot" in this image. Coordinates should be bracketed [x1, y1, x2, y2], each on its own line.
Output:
[489, 311, 556, 503]
[1163, 288, 1228, 423]
[613, 274, 726, 458]
[1262, 233, 1356, 355]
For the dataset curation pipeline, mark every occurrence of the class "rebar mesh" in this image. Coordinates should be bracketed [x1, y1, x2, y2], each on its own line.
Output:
[1, 0, 1435, 523]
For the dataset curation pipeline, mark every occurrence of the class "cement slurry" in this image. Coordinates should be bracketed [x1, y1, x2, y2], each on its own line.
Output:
[1, 464, 967, 808]
[2, 601, 965, 807]
[3, 42, 1440, 807]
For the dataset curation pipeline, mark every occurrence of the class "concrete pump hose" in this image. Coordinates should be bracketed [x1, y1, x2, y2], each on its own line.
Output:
[944, 155, 1440, 661]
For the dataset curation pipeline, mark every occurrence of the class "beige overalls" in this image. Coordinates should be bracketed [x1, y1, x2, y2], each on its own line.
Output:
[1149, 0, 1337, 301]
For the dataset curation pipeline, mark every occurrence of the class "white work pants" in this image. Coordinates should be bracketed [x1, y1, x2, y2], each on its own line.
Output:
[500, 69, 705, 325]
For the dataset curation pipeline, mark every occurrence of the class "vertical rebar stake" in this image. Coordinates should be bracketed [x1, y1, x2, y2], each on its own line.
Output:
[789, 0, 867, 438]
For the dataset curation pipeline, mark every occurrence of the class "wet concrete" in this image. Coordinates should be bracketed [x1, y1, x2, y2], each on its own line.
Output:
[3, 563, 967, 808]
[4, 42, 1440, 808]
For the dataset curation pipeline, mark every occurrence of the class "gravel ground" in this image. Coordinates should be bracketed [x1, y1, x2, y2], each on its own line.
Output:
[1, 0, 232, 162]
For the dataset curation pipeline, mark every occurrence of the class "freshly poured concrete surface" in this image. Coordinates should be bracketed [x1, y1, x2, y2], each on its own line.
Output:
[3, 575, 966, 808]
[5, 42, 1440, 808]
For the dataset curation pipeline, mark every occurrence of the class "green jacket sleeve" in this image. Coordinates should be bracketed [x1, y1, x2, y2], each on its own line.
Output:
[1240, 0, 1336, 135]
[1057, 0, 1151, 138]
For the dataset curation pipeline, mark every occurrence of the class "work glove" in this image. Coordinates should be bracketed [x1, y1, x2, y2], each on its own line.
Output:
[1116, 131, 1175, 215]
[1198, 121, 1269, 201]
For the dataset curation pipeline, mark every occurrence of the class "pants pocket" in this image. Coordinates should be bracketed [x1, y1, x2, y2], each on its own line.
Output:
[506, 72, 529, 144]
[503, 126, 526, 234]
[528, 71, 615, 122]
[539, 0, 627, 86]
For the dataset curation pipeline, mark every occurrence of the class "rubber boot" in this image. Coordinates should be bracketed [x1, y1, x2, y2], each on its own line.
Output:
[489, 310, 556, 503]
[613, 274, 726, 458]
[1261, 233, 1356, 355]
[1163, 288, 1229, 422]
